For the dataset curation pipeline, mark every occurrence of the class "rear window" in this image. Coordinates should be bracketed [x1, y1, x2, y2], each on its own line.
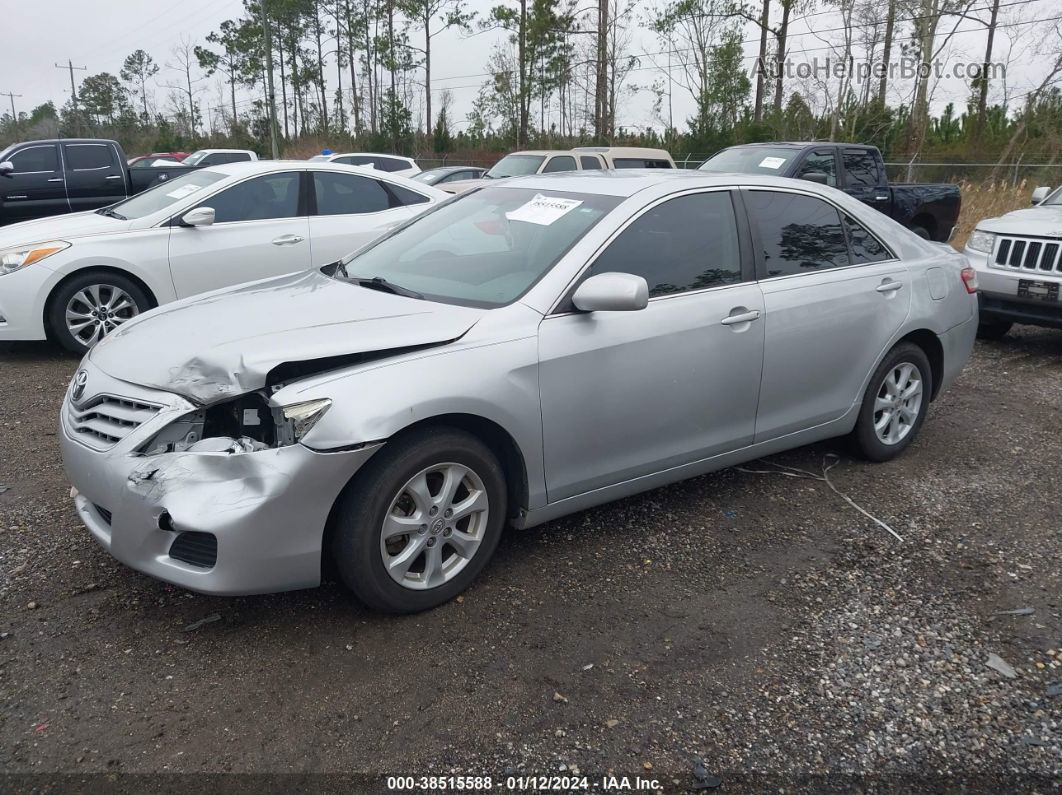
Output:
[613, 158, 672, 169]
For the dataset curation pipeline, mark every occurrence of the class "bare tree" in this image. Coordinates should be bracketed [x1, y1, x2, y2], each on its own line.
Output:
[162, 37, 204, 134]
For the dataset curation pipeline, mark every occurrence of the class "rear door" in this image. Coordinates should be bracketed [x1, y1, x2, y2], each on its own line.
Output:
[744, 188, 910, 441]
[840, 148, 891, 216]
[167, 170, 311, 297]
[62, 142, 128, 211]
[538, 189, 764, 501]
[0, 143, 66, 222]
[308, 170, 431, 264]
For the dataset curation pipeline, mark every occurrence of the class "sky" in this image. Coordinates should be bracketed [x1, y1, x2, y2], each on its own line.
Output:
[2, 0, 1058, 153]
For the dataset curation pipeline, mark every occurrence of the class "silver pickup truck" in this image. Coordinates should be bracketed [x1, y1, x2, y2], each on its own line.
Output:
[964, 185, 1062, 338]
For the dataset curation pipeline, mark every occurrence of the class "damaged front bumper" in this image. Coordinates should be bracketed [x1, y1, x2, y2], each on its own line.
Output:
[59, 363, 381, 595]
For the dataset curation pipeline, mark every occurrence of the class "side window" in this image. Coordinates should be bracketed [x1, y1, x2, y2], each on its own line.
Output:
[542, 156, 576, 173]
[580, 155, 604, 169]
[65, 144, 115, 171]
[9, 145, 59, 173]
[386, 182, 430, 206]
[844, 215, 892, 264]
[843, 150, 882, 187]
[746, 191, 850, 276]
[589, 192, 743, 297]
[313, 171, 392, 214]
[205, 172, 301, 223]
[795, 151, 837, 187]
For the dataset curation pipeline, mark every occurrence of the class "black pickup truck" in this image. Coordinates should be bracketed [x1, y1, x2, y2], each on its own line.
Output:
[0, 138, 195, 225]
[699, 142, 961, 243]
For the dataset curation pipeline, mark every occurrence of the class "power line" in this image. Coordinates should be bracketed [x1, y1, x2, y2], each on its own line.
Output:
[0, 91, 22, 124]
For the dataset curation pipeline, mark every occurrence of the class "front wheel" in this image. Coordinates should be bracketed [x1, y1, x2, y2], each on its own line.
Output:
[332, 427, 507, 613]
[48, 271, 151, 354]
[851, 343, 932, 462]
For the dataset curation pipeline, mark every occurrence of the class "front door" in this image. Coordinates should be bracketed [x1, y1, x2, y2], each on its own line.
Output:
[0, 143, 66, 222]
[840, 148, 891, 215]
[167, 170, 311, 298]
[743, 188, 911, 441]
[62, 142, 128, 212]
[538, 190, 765, 502]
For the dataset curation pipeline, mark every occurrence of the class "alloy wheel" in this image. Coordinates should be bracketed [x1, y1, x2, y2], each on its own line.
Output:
[873, 362, 923, 445]
[65, 284, 139, 347]
[380, 462, 490, 590]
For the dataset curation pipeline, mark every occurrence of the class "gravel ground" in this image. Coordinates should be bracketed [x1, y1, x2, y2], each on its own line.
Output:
[0, 328, 1060, 792]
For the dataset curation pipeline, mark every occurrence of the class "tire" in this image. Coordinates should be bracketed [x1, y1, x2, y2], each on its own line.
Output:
[332, 426, 507, 613]
[910, 225, 931, 240]
[48, 271, 152, 354]
[851, 342, 933, 462]
[976, 319, 1012, 341]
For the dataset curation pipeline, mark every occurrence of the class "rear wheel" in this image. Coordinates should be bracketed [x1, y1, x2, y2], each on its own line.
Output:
[976, 318, 1012, 340]
[910, 225, 931, 240]
[48, 271, 151, 354]
[332, 427, 507, 613]
[851, 342, 932, 462]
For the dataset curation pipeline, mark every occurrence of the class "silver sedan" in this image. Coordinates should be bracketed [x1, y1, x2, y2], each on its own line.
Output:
[59, 171, 978, 612]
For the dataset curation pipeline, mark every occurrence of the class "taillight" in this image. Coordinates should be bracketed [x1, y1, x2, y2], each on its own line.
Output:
[960, 266, 978, 294]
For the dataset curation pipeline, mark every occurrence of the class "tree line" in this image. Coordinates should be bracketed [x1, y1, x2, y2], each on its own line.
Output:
[1, 0, 1061, 168]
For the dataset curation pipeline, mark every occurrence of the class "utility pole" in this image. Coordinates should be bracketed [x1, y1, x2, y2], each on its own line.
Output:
[0, 91, 22, 133]
[55, 60, 87, 135]
[261, 0, 280, 159]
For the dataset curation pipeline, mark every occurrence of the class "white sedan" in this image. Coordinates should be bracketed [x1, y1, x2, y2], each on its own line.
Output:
[0, 161, 446, 352]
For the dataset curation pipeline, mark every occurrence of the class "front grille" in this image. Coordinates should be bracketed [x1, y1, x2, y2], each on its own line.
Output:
[93, 504, 113, 525]
[994, 236, 1062, 273]
[67, 395, 161, 451]
[168, 532, 218, 569]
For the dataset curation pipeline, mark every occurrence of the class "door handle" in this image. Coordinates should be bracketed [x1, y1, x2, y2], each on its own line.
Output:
[874, 194, 889, 201]
[720, 309, 761, 326]
[272, 234, 304, 245]
[876, 280, 903, 293]
[106, 175, 123, 180]
[47, 177, 64, 183]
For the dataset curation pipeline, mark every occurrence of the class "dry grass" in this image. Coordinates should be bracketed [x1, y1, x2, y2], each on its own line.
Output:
[952, 179, 1033, 250]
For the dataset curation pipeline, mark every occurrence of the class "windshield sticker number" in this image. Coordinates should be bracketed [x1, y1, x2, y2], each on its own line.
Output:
[758, 156, 787, 169]
[165, 184, 205, 199]
[506, 194, 583, 225]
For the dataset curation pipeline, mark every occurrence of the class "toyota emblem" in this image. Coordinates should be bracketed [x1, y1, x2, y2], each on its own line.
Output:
[71, 369, 89, 402]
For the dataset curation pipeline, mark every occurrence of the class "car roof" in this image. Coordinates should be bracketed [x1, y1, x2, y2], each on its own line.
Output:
[194, 148, 255, 154]
[423, 165, 482, 173]
[572, 146, 673, 158]
[195, 161, 417, 177]
[329, 152, 413, 161]
[488, 168, 842, 198]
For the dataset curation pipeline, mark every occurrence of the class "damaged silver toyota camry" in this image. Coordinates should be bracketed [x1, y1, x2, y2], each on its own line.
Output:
[60, 171, 978, 612]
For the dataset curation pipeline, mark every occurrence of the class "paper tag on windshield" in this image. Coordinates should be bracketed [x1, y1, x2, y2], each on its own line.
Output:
[165, 184, 202, 199]
[758, 156, 786, 169]
[506, 194, 583, 225]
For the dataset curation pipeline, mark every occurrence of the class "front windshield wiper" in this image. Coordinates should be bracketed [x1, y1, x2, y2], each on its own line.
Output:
[96, 207, 127, 220]
[350, 275, 423, 300]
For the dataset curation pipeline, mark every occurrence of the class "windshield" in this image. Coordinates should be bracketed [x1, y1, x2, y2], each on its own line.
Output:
[412, 170, 444, 184]
[699, 146, 798, 175]
[1042, 187, 1062, 206]
[337, 186, 620, 307]
[485, 154, 545, 179]
[182, 150, 210, 166]
[104, 170, 226, 220]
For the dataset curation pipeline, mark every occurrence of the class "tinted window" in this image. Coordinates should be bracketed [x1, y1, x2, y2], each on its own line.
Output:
[613, 158, 672, 169]
[747, 191, 850, 276]
[590, 192, 742, 297]
[208, 172, 301, 223]
[844, 215, 892, 263]
[66, 144, 114, 170]
[9, 145, 58, 173]
[580, 155, 604, 169]
[542, 156, 576, 173]
[796, 151, 837, 187]
[313, 171, 391, 214]
[387, 182, 430, 206]
[374, 157, 410, 173]
[843, 150, 881, 186]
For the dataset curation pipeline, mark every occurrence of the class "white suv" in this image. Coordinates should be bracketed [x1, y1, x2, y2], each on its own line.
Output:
[964, 185, 1062, 338]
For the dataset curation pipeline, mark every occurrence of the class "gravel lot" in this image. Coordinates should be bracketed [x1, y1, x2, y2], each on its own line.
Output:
[1, 328, 1059, 791]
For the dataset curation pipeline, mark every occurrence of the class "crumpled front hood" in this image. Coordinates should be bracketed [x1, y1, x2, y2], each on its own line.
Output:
[0, 210, 132, 247]
[89, 270, 485, 402]
[978, 206, 1062, 236]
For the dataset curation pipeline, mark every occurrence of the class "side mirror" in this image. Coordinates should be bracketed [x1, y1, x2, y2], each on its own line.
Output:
[800, 171, 830, 185]
[1031, 186, 1052, 205]
[0, 161, 14, 175]
[572, 272, 649, 312]
[180, 206, 215, 227]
